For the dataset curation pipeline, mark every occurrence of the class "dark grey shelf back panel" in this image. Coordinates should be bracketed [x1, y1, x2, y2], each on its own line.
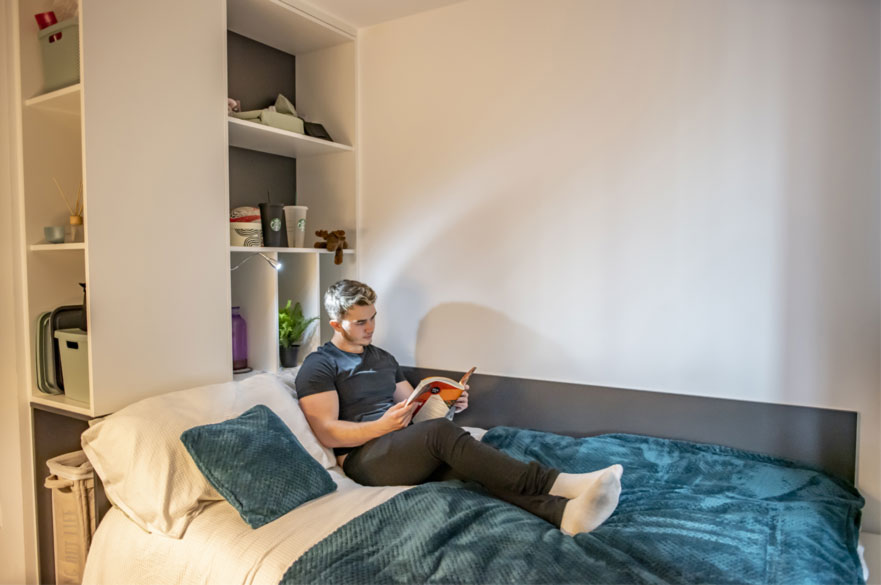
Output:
[229, 147, 296, 209]
[32, 406, 110, 585]
[227, 31, 294, 111]
[227, 31, 298, 210]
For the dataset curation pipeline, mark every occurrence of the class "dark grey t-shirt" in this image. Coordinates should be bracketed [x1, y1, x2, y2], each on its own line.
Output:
[295, 342, 406, 455]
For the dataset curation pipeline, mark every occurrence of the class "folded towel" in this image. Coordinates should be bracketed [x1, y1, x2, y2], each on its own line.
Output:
[275, 94, 297, 117]
[230, 110, 263, 120]
[260, 110, 304, 134]
[228, 92, 305, 136]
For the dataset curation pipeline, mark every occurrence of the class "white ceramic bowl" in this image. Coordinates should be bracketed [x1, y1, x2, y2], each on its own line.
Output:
[230, 222, 262, 247]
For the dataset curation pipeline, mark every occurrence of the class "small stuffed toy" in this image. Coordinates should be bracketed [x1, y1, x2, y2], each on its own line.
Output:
[314, 229, 348, 265]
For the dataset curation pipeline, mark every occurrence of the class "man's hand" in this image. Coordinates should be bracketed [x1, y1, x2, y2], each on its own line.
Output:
[301, 390, 414, 449]
[454, 385, 470, 413]
[375, 400, 417, 434]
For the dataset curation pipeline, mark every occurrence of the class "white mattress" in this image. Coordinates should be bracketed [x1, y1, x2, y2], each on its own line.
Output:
[82, 468, 410, 585]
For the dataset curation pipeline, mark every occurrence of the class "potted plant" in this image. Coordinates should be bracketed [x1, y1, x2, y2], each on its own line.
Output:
[278, 300, 318, 368]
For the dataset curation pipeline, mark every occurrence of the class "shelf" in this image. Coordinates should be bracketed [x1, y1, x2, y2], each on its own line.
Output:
[227, 0, 354, 56]
[228, 118, 352, 158]
[24, 84, 82, 114]
[30, 393, 91, 417]
[231, 245, 355, 254]
[30, 243, 86, 251]
[227, 0, 357, 376]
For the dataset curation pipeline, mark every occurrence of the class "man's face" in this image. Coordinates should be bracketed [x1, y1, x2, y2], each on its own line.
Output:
[336, 303, 376, 347]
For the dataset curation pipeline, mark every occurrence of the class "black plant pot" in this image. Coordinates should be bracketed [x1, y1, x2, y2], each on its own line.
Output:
[279, 344, 300, 368]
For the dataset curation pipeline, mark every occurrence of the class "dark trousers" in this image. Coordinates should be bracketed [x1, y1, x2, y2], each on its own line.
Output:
[342, 418, 566, 527]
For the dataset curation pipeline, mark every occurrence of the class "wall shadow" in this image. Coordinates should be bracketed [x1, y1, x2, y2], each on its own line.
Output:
[412, 301, 574, 379]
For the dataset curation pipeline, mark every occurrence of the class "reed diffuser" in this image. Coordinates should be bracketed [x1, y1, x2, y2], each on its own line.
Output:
[53, 177, 83, 243]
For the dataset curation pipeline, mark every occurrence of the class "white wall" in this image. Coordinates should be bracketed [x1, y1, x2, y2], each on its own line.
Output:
[0, 2, 36, 582]
[359, 0, 881, 533]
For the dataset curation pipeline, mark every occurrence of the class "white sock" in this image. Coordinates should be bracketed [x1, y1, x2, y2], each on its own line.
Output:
[559, 467, 622, 536]
[549, 464, 623, 499]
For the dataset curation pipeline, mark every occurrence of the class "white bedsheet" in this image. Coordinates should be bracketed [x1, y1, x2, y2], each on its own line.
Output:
[82, 468, 410, 585]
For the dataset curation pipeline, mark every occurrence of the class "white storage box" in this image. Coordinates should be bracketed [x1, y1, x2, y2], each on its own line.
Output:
[54, 328, 89, 403]
[38, 19, 80, 92]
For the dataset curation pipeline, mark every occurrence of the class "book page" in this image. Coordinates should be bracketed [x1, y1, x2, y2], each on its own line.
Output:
[411, 394, 452, 424]
[405, 377, 461, 406]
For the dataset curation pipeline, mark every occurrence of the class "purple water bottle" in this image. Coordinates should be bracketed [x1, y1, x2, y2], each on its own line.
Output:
[231, 307, 249, 372]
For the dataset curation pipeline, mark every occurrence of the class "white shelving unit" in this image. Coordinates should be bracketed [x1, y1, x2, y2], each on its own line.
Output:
[230, 245, 355, 255]
[29, 243, 86, 251]
[16, 0, 230, 419]
[29, 392, 92, 417]
[227, 0, 354, 55]
[228, 117, 352, 158]
[23, 83, 81, 112]
[227, 0, 358, 372]
[17, 0, 88, 416]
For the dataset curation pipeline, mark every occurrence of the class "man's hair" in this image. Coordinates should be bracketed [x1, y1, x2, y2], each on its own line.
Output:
[324, 279, 377, 322]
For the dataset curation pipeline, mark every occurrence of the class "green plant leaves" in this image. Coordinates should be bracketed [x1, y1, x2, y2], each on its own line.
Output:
[279, 300, 318, 348]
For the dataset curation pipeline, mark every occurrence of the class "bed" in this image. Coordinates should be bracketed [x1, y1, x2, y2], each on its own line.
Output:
[80, 373, 867, 585]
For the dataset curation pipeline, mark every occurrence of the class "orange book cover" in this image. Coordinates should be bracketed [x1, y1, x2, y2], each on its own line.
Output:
[405, 367, 476, 423]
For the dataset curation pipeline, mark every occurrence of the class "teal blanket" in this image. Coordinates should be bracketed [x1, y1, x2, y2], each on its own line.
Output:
[282, 428, 864, 585]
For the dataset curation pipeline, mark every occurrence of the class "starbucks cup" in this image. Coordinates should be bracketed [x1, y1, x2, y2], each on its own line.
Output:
[259, 203, 288, 248]
[283, 205, 308, 247]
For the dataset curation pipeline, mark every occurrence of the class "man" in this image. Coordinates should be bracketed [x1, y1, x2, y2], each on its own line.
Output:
[296, 279, 622, 535]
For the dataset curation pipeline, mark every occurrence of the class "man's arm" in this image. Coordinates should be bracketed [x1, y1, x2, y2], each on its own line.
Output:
[300, 390, 416, 449]
[393, 379, 415, 403]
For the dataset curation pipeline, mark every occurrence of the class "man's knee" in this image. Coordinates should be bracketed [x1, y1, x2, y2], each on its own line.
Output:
[420, 418, 467, 452]
[421, 417, 459, 435]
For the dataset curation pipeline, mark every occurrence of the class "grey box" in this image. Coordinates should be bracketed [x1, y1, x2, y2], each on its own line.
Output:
[39, 19, 80, 93]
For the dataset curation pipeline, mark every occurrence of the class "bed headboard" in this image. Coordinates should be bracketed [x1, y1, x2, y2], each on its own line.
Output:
[403, 367, 858, 483]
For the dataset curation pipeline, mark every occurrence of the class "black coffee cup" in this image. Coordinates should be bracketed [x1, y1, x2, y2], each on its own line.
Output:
[259, 203, 288, 248]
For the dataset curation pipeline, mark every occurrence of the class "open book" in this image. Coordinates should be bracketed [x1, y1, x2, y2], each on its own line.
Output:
[405, 367, 476, 424]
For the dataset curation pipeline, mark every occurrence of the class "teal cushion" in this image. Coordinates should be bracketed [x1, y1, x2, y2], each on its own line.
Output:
[181, 404, 336, 528]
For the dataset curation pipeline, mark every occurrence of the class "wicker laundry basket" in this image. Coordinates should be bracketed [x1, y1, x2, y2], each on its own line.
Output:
[44, 451, 96, 585]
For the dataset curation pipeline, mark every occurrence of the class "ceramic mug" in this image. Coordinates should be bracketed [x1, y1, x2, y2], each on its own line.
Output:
[44, 226, 66, 244]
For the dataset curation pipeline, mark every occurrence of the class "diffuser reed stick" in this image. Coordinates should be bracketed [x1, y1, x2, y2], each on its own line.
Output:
[52, 177, 75, 215]
[52, 178, 84, 218]
[74, 180, 83, 216]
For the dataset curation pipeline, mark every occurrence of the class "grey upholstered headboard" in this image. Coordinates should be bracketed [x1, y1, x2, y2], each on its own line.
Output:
[403, 367, 858, 482]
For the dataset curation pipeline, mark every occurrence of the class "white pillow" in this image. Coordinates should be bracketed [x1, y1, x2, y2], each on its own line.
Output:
[234, 373, 335, 468]
[81, 373, 335, 538]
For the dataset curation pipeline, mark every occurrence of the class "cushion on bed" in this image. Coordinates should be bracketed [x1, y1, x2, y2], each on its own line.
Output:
[81, 373, 335, 538]
[181, 405, 337, 528]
